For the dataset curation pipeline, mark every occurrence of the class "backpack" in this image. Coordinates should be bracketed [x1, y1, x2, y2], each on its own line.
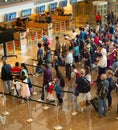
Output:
[74, 71, 80, 79]
[110, 79, 116, 90]
[46, 37, 51, 45]
[82, 77, 91, 93]
[98, 86, 108, 99]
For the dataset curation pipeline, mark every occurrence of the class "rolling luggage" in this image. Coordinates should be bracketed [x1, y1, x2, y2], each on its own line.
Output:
[90, 97, 98, 112]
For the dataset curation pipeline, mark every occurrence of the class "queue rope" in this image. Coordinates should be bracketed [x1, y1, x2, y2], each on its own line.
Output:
[0, 91, 56, 106]
[0, 76, 73, 94]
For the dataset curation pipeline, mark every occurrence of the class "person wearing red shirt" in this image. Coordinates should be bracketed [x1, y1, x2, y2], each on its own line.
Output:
[96, 12, 101, 24]
[11, 62, 21, 79]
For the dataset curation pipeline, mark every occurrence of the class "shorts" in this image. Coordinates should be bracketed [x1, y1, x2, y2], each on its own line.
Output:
[86, 91, 92, 101]
[77, 93, 87, 103]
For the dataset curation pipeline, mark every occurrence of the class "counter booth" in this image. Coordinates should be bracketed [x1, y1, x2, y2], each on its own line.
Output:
[26, 22, 53, 44]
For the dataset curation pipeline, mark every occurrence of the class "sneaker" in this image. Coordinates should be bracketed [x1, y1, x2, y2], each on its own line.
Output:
[37, 98, 44, 102]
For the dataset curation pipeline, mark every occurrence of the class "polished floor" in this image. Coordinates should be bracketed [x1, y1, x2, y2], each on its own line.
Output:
[0, 29, 118, 130]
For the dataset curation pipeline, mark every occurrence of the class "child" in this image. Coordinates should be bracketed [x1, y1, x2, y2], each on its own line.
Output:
[13, 76, 22, 97]
[47, 81, 55, 102]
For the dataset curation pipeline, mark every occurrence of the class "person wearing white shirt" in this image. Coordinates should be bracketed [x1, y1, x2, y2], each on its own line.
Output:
[97, 43, 107, 57]
[96, 53, 107, 85]
[85, 66, 92, 105]
[65, 50, 73, 81]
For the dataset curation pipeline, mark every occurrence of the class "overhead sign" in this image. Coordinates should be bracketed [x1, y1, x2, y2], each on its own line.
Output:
[5, 12, 16, 22]
[60, 0, 68, 7]
[21, 9, 32, 17]
[50, 2, 58, 11]
[37, 5, 45, 14]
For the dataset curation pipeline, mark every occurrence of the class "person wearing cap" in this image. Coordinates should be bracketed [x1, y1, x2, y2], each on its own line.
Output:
[62, 35, 70, 57]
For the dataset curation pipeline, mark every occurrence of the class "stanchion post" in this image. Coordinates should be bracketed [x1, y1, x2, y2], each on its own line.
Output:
[2, 93, 10, 116]
[43, 85, 49, 110]
[32, 75, 37, 95]
[26, 98, 33, 123]
[72, 99, 78, 116]
[54, 99, 63, 130]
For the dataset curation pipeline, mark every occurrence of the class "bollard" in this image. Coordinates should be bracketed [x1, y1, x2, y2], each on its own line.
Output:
[72, 99, 78, 116]
[54, 99, 63, 130]
[43, 85, 49, 110]
[26, 98, 33, 123]
[2, 93, 10, 116]
[32, 75, 37, 95]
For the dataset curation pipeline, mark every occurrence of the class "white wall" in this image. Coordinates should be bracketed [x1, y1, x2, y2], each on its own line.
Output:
[0, 0, 84, 22]
[0, 0, 60, 22]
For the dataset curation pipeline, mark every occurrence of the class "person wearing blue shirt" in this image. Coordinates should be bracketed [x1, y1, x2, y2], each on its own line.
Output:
[73, 43, 79, 63]
[79, 27, 87, 41]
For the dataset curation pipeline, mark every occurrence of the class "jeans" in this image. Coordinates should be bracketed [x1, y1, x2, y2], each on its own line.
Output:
[41, 85, 48, 101]
[65, 64, 71, 81]
[3, 80, 12, 93]
[107, 90, 112, 107]
[98, 98, 107, 116]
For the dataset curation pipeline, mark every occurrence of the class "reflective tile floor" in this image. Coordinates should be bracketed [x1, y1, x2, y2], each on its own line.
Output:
[0, 30, 118, 130]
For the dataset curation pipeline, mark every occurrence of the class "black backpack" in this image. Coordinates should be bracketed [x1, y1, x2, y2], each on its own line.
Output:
[82, 77, 91, 93]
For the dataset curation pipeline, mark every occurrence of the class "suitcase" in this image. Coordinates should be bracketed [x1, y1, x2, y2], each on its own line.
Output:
[90, 97, 98, 112]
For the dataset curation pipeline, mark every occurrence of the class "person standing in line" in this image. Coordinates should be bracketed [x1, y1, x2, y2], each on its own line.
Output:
[55, 68, 65, 104]
[85, 66, 92, 105]
[37, 43, 43, 65]
[95, 53, 107, 85]
[73, 43, 79, 63]
[11, 62, 21, 78]
[106, 70, 114, 111]
[97, 74, 109, 118]
[20, 63, 32, 95]
[37, 64, 52, 102]
[65, 49, 73, 81]
[55, 36, 61, 55]
[75, 69, 89, 112]
[69, 64, 77, 105]
[1, 59, 12, 94]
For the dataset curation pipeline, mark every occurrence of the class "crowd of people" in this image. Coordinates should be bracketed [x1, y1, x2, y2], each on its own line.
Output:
[1, 12, 118, 120]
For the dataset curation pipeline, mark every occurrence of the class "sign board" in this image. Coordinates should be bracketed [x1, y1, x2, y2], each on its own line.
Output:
[5, 12, 16, 22]
[60, 0, 68, 7]
[21, 9, 32, 18]
[50, 2, 58, 11]
[37, 5, 45, 14]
